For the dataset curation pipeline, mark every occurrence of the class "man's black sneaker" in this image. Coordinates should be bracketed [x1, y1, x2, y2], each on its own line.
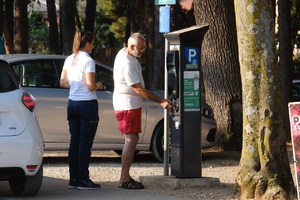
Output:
[77, 179, 101, 190]
[68, 179, 78, 189]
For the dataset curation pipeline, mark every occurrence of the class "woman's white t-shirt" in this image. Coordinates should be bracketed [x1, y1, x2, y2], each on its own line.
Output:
[63, 51, 97, 101]
[113, 48, 145, 110]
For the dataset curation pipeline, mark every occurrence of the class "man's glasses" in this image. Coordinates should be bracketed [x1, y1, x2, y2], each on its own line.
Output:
[135, 45, 147, 52]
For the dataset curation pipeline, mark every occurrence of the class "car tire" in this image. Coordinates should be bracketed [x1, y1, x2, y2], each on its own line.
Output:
[9, 165, 43, 196]
[151, 122, 165, 163]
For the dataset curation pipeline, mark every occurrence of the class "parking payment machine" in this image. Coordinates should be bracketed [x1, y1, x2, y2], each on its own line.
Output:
[164, 25, 209, 178]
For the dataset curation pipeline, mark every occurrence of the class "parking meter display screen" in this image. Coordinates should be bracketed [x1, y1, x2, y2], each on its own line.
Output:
[167, 52, 175, 66]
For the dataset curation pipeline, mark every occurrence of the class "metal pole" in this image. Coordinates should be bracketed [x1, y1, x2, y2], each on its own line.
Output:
[163, 37, 169, 176]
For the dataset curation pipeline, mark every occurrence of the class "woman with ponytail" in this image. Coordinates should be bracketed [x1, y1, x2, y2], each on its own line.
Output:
[60, 31, 102, 190]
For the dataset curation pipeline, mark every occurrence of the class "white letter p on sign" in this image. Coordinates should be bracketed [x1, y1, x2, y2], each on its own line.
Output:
[188, 49, 197, 62]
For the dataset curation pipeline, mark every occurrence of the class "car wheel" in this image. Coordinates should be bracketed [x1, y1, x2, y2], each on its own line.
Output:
[151, 122, 165, 163]
[9, 165, 43, 196]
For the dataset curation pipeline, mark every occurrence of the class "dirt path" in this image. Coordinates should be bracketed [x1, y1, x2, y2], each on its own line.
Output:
[43, 143, 297, 200]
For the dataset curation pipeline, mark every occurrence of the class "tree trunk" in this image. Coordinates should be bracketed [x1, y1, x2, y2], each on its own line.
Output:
[2, 18, 14, 54]
[193, 0, 243, 150]
[84, 0, 96, 33]
[59, 0, 75, 55]
[73, 0, 81, 31]
[124, 0, 136, 43]
[144, 1, 155, 88]
[129, 0, 136, 32]
[278, 0, 293, 141]
[152, 5, 165, 90]
[5, 0, 14, 45]
[46, 0, 60, 54]
[234, 0, 294, 199]
[14, 0, 28, 53]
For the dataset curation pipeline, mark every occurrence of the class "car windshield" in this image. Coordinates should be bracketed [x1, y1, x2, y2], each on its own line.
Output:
[0, 61, 18, 93]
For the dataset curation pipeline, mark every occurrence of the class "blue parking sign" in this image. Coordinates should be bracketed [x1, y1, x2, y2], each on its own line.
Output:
[184, 47, 198, 69]
[159, 6, 170, 33]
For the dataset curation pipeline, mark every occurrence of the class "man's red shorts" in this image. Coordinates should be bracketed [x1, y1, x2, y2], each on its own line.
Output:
[114, 107, 142, 134]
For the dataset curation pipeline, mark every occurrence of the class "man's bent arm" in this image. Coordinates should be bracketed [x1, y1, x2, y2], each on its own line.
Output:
[131, 83, 171, 109]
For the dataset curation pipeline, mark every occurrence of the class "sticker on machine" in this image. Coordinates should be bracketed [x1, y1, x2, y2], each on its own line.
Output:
[183, 71, 200, 111]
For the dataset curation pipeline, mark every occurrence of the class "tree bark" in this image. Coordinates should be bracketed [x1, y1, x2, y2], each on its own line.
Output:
[2, 18, 14, 54]
[152, 5, 165, 90]
[47, 0, 60, 54]
[14, 0, 28, 53]
[144, 1, 155, 88]
[278, 0, 293, 141]
[5, 0, 13, 45]
[234, 0, 294, 199]
[193, 0, 243, 150]
[73, 0, 81, 31]
[59, 0, 75, 55]
[84, 0, 96, 33]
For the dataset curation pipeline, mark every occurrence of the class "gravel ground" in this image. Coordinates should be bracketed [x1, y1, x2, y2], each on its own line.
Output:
[43, 144, 296, 200]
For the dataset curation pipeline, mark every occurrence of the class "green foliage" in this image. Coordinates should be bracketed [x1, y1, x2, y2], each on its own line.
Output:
[28, 11, 50, 54]
[93, 0, 127, 56]
[26, 0, 149, 57]
[93, 0, 148, 57]
[97, 0, 127, 40]
[294, 57, 300, 73]
[291, 0, 300, 47]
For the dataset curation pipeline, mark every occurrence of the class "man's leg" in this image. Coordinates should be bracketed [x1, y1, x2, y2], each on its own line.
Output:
[119, 132, 139, 184]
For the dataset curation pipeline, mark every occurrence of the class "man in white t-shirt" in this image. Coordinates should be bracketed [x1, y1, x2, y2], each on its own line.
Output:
[113, 33, 172, 189]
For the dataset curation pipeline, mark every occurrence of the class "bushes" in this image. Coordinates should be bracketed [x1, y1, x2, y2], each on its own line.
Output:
[294, 57, 300, 73]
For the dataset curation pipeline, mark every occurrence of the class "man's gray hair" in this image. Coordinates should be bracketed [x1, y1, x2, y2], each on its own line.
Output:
[128, 33, 145, 46]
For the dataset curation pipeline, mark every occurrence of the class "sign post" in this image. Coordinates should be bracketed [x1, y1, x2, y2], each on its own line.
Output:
[155, 0, 176, 176]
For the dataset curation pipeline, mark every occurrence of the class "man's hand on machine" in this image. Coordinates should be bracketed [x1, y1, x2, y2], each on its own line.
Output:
[161, 99, 173, 109]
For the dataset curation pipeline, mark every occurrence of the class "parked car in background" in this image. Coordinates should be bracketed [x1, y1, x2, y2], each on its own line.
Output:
[293, 79, 300, 101]
[1, 54, 217, 162]
[0, 58, 44, 196]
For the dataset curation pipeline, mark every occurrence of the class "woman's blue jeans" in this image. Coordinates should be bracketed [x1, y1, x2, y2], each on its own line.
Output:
[67, 99, 99, 181]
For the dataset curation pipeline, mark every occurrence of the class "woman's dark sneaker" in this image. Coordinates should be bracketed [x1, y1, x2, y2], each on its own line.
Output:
[77, 179, 101, 190]
[68, 179, 78, 189]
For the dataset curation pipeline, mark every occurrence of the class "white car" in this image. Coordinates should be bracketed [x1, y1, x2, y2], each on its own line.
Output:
[0, 58, 44, 196]
[2, 54, 217, 162]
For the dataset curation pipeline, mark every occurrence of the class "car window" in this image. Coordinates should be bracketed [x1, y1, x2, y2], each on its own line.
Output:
[11, 60, 59, 88]
[53, 59, 65, 75]
[0, 62, 18, 93]
[95, 64, 114, 91]
[293, 82, 300, 99]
